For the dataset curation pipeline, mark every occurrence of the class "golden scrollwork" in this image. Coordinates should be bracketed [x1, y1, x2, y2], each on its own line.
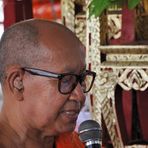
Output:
[118, 69, 148, 91]
[61, 0, 148, 147]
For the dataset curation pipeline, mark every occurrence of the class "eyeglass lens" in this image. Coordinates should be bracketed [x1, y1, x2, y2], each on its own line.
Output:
[60, 75, 77, 94]
[59, 73, 94, 94]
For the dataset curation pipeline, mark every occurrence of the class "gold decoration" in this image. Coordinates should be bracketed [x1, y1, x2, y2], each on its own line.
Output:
[61, 0, 148, 147]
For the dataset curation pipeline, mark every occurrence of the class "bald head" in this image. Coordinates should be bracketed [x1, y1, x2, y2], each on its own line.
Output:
[0, 19, 84, 83]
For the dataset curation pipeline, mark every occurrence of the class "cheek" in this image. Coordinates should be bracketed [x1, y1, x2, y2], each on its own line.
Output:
[22, 77, 66, 128]
[23, 75, 59, 103]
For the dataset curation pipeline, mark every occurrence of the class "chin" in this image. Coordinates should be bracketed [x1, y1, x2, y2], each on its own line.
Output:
[67, 125, 76, 132]
[59, 122, 76, 133]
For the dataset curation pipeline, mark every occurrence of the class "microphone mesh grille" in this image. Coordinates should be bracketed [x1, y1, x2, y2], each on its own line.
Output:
[78, 120, 102, 143]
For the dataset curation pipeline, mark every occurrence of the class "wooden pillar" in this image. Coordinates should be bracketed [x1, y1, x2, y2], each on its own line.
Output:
[3, 0, 33, 29]
[3, 0, 16, 28]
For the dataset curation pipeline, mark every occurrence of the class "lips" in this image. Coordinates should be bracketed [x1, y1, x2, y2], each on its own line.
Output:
[60, 109, 80, 121]
[60, 100, 82, 122]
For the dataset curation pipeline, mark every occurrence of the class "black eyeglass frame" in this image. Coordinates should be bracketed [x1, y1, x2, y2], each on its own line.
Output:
[22, 67, 96, 95]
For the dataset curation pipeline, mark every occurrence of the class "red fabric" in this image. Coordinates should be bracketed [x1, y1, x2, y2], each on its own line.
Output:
[115, 86, 131, 144]
[55, 132, 84, 148]
[137, 90, 148, 141]
[122, 90, 132, 141]
[115, 86, 148, 145]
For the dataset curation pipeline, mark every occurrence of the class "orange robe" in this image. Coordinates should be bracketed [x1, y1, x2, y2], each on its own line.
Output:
[55, 132, 84, 148]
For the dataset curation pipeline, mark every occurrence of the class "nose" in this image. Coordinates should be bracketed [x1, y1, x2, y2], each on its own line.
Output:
[69, 82, 86, 107]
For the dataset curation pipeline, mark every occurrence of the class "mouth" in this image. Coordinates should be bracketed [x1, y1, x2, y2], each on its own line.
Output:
[59, 100, 83, 122]
[60, 109, 80, 121]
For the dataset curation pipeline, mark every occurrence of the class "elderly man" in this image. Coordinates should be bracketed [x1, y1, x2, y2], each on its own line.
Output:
[0, 19, 96, 147]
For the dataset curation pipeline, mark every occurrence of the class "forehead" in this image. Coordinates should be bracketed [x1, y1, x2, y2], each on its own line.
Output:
[37, 26, 86, 73]
[51, 46, 85, 73]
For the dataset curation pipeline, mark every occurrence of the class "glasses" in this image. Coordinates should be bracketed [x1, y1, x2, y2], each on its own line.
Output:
[22, 67, 96, 95]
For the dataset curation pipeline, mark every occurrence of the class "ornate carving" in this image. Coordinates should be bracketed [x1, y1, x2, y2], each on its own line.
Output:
[118, 69, 148, 91]
[61, 0, 75, 31]
[75, 13, 86, 45]
[86, 16, 101, 124]
[98, 69, 124, 147]
[125, 145, 148, 148]
[86, 3, 148, 148]
[61, 0, 87, 45]
[62, 0, 148, 147]
[86, 16, 101, 66]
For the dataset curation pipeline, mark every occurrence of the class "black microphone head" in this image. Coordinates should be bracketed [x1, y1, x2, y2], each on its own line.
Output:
[78, 120, 102, 143]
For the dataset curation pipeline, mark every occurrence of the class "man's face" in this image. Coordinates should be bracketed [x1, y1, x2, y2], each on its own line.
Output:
[21, 31, 86, 136]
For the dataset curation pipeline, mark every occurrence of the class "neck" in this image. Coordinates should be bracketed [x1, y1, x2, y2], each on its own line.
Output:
[0, 107, 55, 148]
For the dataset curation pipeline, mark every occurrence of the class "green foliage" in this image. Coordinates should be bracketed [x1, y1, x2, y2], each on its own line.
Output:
[128, 0, 141, 9]
[89, 0, 141, 17]
[88, 0, 111, 17]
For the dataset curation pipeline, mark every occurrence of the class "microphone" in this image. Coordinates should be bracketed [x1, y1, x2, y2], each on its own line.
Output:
[78, 120, 102, 148]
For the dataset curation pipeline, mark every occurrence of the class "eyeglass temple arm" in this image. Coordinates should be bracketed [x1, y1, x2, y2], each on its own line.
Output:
[23, 67, 60, 78]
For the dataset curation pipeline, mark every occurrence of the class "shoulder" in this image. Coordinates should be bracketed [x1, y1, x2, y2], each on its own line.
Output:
[56, 131, 84, 148]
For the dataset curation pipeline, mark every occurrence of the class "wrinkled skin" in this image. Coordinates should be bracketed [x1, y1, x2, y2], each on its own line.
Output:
[0, 19, 86, 148]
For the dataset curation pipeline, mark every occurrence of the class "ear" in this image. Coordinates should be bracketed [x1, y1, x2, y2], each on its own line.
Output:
[6, 68, 24, 101]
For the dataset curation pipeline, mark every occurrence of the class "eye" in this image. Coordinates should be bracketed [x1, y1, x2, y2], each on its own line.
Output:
[61, 75, 76, 86]
[62, 75, 72, 83]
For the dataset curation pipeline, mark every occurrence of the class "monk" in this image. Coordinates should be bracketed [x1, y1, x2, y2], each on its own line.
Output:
[0, 19, 96, 147]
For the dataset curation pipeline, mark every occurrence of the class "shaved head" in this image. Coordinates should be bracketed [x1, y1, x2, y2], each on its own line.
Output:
[0, 18, 89, 148]
[0, 19, 84, 83]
